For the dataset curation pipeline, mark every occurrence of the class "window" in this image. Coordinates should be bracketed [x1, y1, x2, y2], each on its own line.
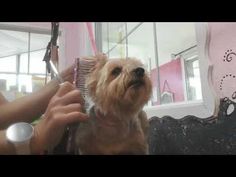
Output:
[102, 23, 127, 58]
[127, 22, 155, 69]
[98, 22, 215, 118]
[19, 53, 28, 73]
[0, 27, 51, 101]
[29, 50, 47, 74]
[185, 55, 202, 101]
[127, 23, 141, 34]
[0, 56, 16, 72]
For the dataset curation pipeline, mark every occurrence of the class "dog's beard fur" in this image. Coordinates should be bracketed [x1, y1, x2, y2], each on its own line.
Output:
[75, 54, 152, 155]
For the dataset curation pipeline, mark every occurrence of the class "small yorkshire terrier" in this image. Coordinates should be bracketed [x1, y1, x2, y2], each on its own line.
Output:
[75, 55, 152, 155]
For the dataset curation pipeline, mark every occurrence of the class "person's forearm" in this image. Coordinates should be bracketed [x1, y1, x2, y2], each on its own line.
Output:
[0, 79, 60, 130]
[0, 93, 8, 105]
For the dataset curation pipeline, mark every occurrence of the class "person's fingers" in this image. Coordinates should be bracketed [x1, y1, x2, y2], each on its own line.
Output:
[56, 81, 75, 97]
[60, 89, 85, 106]
[63, 112, 89, 124]
[60, 64, 75, 82]
[60, 103, 83, 114]
[63, 64, 74, 76]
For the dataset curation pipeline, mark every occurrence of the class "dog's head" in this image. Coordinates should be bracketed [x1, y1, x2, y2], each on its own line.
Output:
[86, 54, 152, 117]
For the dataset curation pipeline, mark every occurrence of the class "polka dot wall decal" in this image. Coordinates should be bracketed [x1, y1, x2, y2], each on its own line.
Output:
[223, 49, 236, 62]
[219, 74, 236, 90]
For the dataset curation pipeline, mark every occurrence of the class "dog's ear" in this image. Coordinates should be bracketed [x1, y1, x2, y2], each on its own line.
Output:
[86, 53, 108, 99]
[91, 53, 108, 72]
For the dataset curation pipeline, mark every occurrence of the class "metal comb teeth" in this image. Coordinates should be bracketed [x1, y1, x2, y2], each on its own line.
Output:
[66, 57, 96, 154]
[74, 57, 96, 111]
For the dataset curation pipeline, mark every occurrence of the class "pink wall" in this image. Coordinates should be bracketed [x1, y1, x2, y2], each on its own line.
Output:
[208, 23, 236, 102]
[151, 58, 185, 105]
[61, 23, 84, 67]
[57, 22, 94, 69]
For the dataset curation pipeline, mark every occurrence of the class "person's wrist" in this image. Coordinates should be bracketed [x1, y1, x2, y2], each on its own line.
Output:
[50, 78, 61, 91]
[60, 74, 72, 83]
[60, 67, 74, 83]
[30, 125, 45, 154]
[60, 72, 66, 81]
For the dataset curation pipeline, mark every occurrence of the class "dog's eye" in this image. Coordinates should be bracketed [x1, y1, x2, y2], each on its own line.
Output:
[111, 67, 122, 76]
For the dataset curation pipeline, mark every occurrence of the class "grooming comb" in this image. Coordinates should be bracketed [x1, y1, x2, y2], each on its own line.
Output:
[74, 57, 97, 112]
[66, 57, 97, 154]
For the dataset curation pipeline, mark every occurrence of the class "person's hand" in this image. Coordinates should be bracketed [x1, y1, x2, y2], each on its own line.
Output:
[59, 64, 75, 83]
[31, 82, 89, 154]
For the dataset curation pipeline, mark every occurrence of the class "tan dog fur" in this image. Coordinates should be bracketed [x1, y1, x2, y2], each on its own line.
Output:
[75, 55, 152, 155]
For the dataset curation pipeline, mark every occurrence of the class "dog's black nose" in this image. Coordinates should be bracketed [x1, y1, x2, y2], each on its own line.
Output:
[134, 67, 145, 78]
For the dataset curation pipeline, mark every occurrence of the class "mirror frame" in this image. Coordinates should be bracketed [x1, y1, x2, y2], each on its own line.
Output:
[144, 23, 218, 119]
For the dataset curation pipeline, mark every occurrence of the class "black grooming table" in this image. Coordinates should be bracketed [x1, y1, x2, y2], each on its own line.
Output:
[148, 99, 236, 155]
[53, 99, 236, 155]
